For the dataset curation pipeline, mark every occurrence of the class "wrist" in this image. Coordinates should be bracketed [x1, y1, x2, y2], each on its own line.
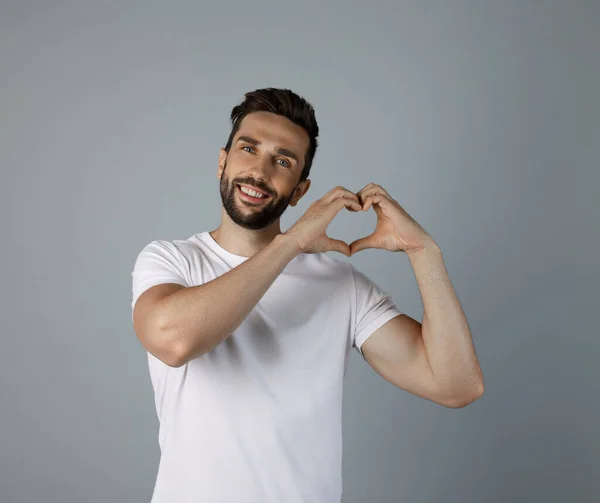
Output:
[405, 239, 441, 258]
[274, 233, 303, 259]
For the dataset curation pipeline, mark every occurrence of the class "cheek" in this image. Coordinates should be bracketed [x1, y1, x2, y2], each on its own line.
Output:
[226, 156, 252, 177]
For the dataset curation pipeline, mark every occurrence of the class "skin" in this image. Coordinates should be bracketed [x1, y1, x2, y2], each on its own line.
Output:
[210, 111, 315, 257]
[135, 110, 484, 406]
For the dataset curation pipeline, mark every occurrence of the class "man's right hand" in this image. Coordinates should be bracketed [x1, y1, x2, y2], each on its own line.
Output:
[284, 186, 363, 256]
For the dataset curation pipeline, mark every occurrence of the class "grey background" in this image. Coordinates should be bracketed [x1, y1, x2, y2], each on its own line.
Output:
[1, 1, 598, 502]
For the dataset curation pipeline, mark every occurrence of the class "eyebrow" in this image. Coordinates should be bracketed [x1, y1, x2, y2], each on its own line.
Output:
[237, 136, 299, 163]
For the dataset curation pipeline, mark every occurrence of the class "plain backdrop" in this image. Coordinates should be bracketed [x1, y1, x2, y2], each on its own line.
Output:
[1, 1, 598, 502]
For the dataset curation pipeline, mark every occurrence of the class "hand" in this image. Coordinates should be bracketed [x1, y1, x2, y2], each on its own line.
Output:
[349, 183, 436, 256]
[284, 186, 362, 256]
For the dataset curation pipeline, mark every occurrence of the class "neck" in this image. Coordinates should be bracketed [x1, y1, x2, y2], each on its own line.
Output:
[209, 209, 283, 258]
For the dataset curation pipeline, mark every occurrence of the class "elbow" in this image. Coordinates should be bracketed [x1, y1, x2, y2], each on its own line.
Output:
[150, 315, 193, 368]
[134, 299, 199, 368]
[160, 343, 189, 368]
[153, 319, 212, 368]
[149, 310, 217, 367]
[144, 335, 186, 368]
[154, 331, 193, 368]
[447, 381, 485, 409]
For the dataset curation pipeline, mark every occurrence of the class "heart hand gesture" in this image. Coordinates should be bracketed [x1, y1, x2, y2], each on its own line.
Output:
[349, 183, 436, 256]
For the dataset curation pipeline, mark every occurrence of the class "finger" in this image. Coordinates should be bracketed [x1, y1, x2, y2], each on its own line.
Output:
[310, 187, 339, 209]
[349, 234, 377, 255]
[323, 186, 360, 205]
[330, 196, 362, 213]
[356, 182, 376, 196]
[357, 188, 386, 204]
[361, 194, 388, 211]
[357, 185, 391, 205]
[358, 183, 389, 196]
[317, 198, 361, 228]
[326, 237, 351, 256]
[321, 186, 347, 201]
[319, 186, 341, 202]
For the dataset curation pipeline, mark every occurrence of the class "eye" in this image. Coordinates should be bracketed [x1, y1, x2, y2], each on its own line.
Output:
[276, 158, 291, 168]
[242, 145, 255, 153]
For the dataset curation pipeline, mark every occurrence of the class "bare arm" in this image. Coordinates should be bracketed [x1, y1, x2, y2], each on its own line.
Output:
[134, 186, 362, 367]
[153, 234, 299, 366]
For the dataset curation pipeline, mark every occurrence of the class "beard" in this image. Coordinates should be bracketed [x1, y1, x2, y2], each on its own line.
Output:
[219, 160, 297, 230]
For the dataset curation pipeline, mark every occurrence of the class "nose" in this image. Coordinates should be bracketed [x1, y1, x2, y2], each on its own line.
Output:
[246, 156, 273, 186]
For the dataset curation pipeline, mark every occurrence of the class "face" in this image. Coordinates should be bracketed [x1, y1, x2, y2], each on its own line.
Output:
[217, 111, 312, 230]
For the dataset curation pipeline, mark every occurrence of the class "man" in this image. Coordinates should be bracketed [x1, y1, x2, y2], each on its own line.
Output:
[131, 88, 484, 502]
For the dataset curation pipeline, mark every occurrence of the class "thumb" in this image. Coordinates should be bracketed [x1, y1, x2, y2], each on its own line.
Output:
[326, 237, 351, 256]
[349, 234, 376, 255]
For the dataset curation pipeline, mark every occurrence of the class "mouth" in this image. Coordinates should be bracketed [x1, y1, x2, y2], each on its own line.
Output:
[236, 184, 271, 204]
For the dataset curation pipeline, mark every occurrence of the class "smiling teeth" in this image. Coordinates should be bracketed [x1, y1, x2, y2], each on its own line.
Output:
[240, 186, 266, 198]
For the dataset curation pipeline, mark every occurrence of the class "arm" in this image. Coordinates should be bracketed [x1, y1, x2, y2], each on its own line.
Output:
[349, 183, 483, 407]
[406, 245, 484, 399]
[360, 244, 483, 408]
[139, 233, 300, 367]
[134, 186, 362, 367]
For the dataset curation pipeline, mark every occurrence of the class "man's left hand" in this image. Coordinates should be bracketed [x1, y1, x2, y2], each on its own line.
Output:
[349, 183, 437, 256]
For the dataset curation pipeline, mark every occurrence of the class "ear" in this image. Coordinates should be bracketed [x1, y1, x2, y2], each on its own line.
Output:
[217, 148, 227, 180]
[289, 179, 311, 207]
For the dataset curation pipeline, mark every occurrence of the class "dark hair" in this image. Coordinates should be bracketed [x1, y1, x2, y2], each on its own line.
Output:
[224, 88, 319, 182]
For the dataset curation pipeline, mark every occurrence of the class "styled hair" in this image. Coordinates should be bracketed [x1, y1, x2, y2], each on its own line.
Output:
[224, 88, 319, 182]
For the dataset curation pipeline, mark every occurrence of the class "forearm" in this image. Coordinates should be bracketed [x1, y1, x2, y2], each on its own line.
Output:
[157, 233, 301, 364]
[407, 244, 484, 398]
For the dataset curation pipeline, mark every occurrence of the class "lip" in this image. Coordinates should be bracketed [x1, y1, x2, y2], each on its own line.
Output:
[237, 184, 271, 203]
[238, 184, 270, 197]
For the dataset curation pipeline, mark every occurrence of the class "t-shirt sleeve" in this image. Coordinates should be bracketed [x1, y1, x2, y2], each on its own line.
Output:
[131, 240, 189, 320]
[350, 264, 402, 359]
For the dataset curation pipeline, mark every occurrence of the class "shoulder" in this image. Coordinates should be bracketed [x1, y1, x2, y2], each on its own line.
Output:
[133, 233, 204, 268]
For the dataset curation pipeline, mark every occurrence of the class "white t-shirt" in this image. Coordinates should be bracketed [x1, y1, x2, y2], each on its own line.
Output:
[131, 231, 402, 503]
